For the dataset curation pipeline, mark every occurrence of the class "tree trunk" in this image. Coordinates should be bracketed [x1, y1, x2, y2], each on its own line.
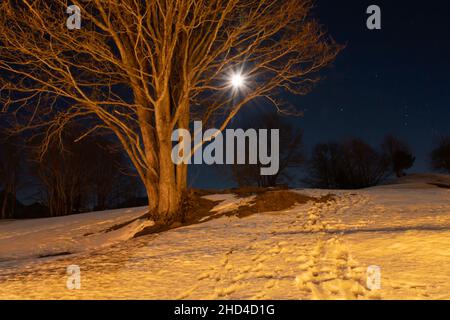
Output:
[144, 177, 158, 216]
[154, 137, 181, 225]
[134, 93, 161, 222]
[136, 90, 189, 225]
[1, 191, 8, 219]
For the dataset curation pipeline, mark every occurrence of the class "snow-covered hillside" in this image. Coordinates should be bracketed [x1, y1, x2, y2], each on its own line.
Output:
[0, 174, 449, 300]
[0, 207, 152, 263]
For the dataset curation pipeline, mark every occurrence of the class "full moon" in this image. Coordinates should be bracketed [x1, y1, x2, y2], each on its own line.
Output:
[231, 73, 244, 88]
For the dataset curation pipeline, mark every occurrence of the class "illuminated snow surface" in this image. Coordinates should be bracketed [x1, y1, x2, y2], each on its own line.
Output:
[0, 174, 449, 300]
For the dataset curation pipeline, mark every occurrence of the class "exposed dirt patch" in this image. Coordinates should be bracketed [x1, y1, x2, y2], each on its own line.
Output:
[134, 189, 335, 238]
[235, 190, 334, 217]
[133, 190, 217, 237]
[38, 251, 72, 258]
[226, 185, 289, 197]
[428, 182, 450, 189]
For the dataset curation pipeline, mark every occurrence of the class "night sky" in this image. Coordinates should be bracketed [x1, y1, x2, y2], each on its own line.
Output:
[298, 0, 450, 172]
[193, 0, 450, 188]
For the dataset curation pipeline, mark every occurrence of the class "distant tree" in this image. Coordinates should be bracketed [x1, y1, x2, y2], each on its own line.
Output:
[381, 135, 415, 177]
[0, 131, 21, 219]
[89, 144, 128, 211]
[30, 130, 89, 216]
[231, 111, 303, 188]
[110, 173, 145, 209]
[431, 136, 450, 173]
[308, 138, 389, 189]
[29, 126, 128, 216]
[307, 142, 341, 189]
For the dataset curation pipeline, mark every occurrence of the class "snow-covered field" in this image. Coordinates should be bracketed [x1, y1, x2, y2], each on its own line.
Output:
[0, 174, 449, 300]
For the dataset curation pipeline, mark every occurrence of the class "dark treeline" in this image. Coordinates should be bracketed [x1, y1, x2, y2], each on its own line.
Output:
[227, 114, 449, 190]
[306, 136, 414, 189]
[0, 124, 144, 219]
[1, 116, 450, 219]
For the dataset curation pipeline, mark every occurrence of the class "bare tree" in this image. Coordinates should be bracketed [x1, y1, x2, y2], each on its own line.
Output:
[0, 0, 341, 224]
[28, 125, 129, 216]
[381, 135, 415, 177]
[29, 127, 89, 216]
[0, 131, 21, 219]
[90, 142, 129, 211]
[307, 142, 341, 188]
[431, 136, 450, 173]
[308, 139, 389, 189]
[231, 111, 303, 187]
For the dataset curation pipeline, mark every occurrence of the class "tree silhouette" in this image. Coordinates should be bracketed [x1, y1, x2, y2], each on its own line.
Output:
[28, 125, 128, 216]
[231, 111, 303, 188]
[381, 135, 415, 177]
[0, 131, 21, 219]
[431, 136, 450, 173]
[308, 139, 389, 189]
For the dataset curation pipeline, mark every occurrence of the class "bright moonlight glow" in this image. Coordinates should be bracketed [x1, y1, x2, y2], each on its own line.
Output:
[231, 73, 244, 88]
